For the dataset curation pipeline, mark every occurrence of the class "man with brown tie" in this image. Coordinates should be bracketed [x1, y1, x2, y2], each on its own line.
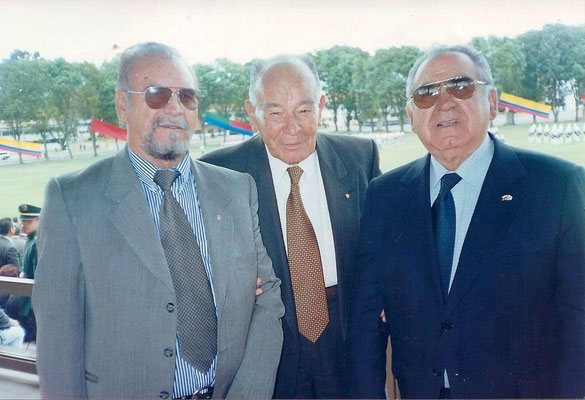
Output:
[201, 54, 381, 398]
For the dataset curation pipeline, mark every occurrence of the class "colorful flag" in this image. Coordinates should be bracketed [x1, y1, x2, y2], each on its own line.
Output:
[0, 137, 42, 157]
[90, 118, 127, 141]
[204, 112, 253, 136]
[498, 92, 551, 119]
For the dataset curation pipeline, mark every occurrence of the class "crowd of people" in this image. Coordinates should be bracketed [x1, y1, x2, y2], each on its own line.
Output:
[0, 41, 582, 400]
[0, 205, 41, 348]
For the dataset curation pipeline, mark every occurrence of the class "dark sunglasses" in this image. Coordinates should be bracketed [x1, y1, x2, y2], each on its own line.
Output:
[410, 76, 488, 109]
[125, 85, 203, 110]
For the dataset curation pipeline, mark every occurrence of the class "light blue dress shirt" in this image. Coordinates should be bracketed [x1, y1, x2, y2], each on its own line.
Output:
[128, 148, 216, 398]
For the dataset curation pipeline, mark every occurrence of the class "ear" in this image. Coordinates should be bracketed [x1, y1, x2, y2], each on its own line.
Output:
[317, 94, 326, 126]
[245, 100, 260, 132]
[115, 91, 129, 124]
[488, 88, 498, 121]
[406, 104, 414, 125]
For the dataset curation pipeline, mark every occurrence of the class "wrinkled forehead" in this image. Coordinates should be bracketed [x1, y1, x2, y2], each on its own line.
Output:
[260, 62, 318, 99]
[414, 52, 479, 88]
[129, 55, 196, 89]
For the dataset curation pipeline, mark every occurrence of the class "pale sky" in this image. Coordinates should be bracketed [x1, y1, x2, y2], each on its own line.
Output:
[2, 0, 584, 65]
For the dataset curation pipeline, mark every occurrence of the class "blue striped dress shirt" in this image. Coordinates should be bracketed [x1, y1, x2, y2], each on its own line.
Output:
[128, 148, 216, 398]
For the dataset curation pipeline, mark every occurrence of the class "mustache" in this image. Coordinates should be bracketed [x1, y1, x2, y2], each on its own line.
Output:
[151, 118, 191, 131]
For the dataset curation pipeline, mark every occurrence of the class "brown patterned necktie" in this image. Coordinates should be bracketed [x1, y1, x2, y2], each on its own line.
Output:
[286, 166, 329, 342]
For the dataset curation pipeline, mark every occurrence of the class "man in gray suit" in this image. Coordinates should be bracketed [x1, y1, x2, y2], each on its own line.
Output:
[201, 55, 380, 398]
[33, 42, 284, 400]
[0, 218, 20, 270]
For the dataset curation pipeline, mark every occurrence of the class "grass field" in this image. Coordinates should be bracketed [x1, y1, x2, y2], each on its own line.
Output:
[0, 122, 583, 218]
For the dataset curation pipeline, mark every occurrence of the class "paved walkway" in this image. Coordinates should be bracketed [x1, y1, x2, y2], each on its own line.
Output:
[0, 368, 39, 399]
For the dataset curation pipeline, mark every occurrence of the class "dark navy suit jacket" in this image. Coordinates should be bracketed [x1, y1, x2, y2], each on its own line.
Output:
[347, 136, 585, 399]
[202, 133, 380, 398]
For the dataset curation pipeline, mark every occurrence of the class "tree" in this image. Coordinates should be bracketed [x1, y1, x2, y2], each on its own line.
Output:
[314, 46, 369, 131]
[367, 46, 422, 132]
[0, 56, 46, 163]
[471, 36, 527, 125]
[518, 24, 584, 122]
[47, 59, 84, 158]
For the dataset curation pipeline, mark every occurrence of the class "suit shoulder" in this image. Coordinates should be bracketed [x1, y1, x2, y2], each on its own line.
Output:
[51, 155, 115, 189]
[372, 157, 423, 186]
[199, 136, 257, 171]
[509, 145, 583, 180]
[194, 159, 252, 184]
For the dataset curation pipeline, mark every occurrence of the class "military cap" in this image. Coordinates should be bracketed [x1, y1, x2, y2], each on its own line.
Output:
[18, 204, 41, 220]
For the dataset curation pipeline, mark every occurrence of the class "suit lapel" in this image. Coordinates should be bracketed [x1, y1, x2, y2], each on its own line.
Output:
[315, 135, 359, 328]
[105, 149, 173, 291]
[243, 136, 298, 332]
[191, 160, 234, 323]
[444, 139, 526, 318]
[400, 155, 445, 305]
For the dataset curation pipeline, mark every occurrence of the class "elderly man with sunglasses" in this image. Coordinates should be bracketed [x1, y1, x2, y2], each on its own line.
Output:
[33, 42, 284, 400]
[346, 44, 585, 399]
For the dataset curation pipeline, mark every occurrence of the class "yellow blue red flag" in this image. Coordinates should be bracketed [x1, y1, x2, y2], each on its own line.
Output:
[499, 92, 551, 119]
[0, 137, 42, 157]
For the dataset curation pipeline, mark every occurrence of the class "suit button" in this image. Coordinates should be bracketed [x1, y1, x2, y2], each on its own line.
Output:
[159, 391, 169, 399]
[441, 321, 453, 331]
[432, 368, 441, 377]
[166, 303, 175, 313]
[462, 376, 471, 383]
[164, 348, 174, 357]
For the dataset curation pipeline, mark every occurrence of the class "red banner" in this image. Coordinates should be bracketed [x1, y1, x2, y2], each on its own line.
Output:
[90, 118, 127, 141]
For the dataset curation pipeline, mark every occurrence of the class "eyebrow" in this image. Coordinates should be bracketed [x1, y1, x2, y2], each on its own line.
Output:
[262, 100, 316, 109]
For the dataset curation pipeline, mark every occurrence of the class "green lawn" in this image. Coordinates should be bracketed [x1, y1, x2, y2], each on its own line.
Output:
[1, 122, 583, 218]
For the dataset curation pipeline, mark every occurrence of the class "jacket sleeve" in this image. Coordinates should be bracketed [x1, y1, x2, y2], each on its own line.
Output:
[555, 165, 585, 397]
[33, 177, 87, 399]
[226, 174, 285, 399]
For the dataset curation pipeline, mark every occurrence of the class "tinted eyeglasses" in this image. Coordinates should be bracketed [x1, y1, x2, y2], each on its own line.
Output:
[410, 76, 488, 109]
[125, 86, 203, 110]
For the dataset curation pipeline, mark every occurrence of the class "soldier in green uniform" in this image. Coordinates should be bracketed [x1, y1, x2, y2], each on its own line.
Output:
[16, 204, 40, 342]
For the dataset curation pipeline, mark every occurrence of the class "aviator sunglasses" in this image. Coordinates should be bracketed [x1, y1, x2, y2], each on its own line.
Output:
[125, 85, 203, 110]
[410, 76, 488, 109]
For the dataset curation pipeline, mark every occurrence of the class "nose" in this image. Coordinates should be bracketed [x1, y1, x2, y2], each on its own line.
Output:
[282, 113, 301, 135]
[435, 85, 457, 110]
[162, 91, 183, 115]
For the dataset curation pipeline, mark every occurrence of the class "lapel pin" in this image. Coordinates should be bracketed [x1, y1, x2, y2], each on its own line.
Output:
[345, 193, 350, 199]
[216, 214, 222, 221]
[501, 194, 513, 201]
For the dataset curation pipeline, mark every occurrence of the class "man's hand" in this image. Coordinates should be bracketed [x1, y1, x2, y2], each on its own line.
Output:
[380, 309, 386, 324]
[256, 277, 263, 296]
[9, 318, 20, 327]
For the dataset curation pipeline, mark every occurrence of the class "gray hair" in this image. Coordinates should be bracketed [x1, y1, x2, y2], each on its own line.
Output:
[248, 54, 322, 107]
[116, 42, 196, 91]
[405, 44, 494, 99]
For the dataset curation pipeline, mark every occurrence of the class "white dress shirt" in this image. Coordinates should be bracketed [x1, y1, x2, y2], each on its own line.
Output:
[266, 146, 338, 287]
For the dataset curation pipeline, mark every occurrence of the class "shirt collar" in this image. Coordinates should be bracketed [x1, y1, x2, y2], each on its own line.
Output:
[265, 144, 319, 184]
[430, 133, 494, 190]
[127, 147, 192, 192]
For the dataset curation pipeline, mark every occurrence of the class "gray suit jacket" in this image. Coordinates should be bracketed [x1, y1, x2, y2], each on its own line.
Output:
[32, 148, 285, 399]
[0, 235, 20, 269]
[201, 133, 381, 397]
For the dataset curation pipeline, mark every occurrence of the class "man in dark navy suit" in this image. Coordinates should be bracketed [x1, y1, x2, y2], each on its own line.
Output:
[347, 45, 585, 399]
[202, 54, 380, 398]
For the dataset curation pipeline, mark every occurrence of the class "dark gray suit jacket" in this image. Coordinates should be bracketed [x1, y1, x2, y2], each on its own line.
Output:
[33, 148, 285, 399]
[0, 235, 20, 269]
[201, 133, 381, 398]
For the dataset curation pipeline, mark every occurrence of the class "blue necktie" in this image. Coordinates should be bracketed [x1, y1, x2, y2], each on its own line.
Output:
[432, 173, 462, 301]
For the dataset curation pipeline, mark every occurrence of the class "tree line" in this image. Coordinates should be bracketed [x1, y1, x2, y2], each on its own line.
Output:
[0, 23, 583, 163]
